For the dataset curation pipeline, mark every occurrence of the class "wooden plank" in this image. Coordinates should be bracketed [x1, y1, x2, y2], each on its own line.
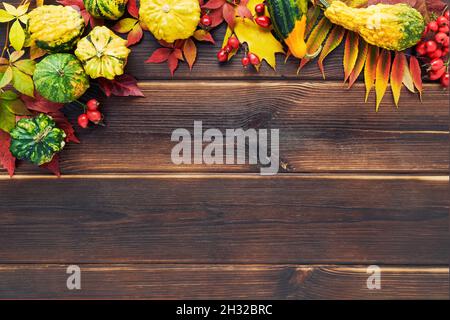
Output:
[6, 82, 448, 175]
[0, 264, 447, 299]
[0, 175, 448, 264]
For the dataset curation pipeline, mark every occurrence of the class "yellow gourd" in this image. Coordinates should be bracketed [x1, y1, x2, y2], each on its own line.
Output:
[139, 0, 201, 43]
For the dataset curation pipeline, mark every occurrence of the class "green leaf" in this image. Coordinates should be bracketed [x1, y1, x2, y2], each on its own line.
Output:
[13, 59, 35, 75]
[10, 19, 25, 51]
[2, 97, 30, 115]
[0, 90, 18, 100]
[11, 66, 34, 97]
[0, 66, 13, 88]
[0, 102, 16, 132]
[0, 8, 14, 22]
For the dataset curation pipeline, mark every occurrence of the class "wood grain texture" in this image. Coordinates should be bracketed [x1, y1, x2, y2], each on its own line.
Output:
[0, 264, 447, 299]
[5, 82, 449, 175]
[0, 175, 448, 264]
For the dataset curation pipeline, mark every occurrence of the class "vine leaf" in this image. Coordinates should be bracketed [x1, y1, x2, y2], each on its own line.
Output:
[343, 32, 359, 83]
[11, 66, 34, 97]
[317, 26, 345, 79]
[375, 49, 391, 111]
[10, 19, 25, 51]
[364, 45, 379, 102]
[390, 51, 405, 107]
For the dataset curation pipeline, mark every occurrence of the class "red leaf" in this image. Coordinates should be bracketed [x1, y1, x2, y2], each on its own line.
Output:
[0, 130, 15, 177]
[209, 8, 225, 27]
[237, 4, 253, 20]
[40, 154, 61, 177]
[390, 51, 405, 107]
[145, 48, 172, 63]
[98, 74, 144, 97]
[21, 93, 64, 113]
[183, 38, 197, 70]
[409, 56, 423, 99]
[172, 48, 184, 61]
[223, 3, 236, 29]
[202, 0, 226, 9]
[168, 53, 180, 76]
[127, 0, 139, 18]
[49, 111, 80, 144]
[127, 24, 143, 47]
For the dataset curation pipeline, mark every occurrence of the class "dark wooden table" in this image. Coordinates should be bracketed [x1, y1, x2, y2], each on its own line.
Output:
[0, 2, 449, 299]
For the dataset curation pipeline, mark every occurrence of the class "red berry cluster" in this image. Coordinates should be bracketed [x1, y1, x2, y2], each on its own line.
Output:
[77, 99, 103, 128]
[216, 35, 261, 68]
[415, 10, 449, 88]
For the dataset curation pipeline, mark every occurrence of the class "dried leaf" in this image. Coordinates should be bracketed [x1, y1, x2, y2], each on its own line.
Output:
[375, 49, 391, 111]
[0, 129, 15, 176]
[364, 45, 379, 102]
[30, 45, 46, 60]
[183, 38, 197, 70]
[348, 40, 368, 88]
[390, 51, 405, 107]
[343, 32, 359, 83]
[409, 55, 423, 99]
[318, 26, 345, 79]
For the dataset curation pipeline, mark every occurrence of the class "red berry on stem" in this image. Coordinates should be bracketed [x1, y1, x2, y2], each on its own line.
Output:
[248, 52, 260, 65]
[436, 16, 448, 27]
[426, 40, 438, 53]
[428, 49, 442, 59]
[86, 99, 100, 111]
[428, 21, 439, 32]
[201, 14, 212, 26]
[217, 49, 229, 62]
[77, 114, 89, 128]
[255, 16, 271, 28]
[87, 110, 102, 124]
[430, 58, 444, 71]
[223, 44, 233, 53]
[241, 55, 250, 67]
[441, 72, 449, 88]
[435, 32, 447, 44]
[255, 3, 265, 16]
[227, 36, 240, 50]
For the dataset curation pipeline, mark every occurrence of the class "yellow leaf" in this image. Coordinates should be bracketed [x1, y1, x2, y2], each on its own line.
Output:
[0, 66, 13, 88]
[375, 49, 391, 111]
[16, 2, 29, 16]
[36, 0, 44, 7]
[0, 9, 14, 22]
[224, 0, 284, 70]
[11, 66, 34, 97]
[10, 19, 25, 51]
[2, 2, 17, 16]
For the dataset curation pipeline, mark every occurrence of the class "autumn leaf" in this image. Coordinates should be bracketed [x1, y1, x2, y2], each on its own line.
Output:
[127, 0, 139, 18]
[11, 66, 34, 97]
[348, 40, 368, 88]
[0, 129, 15, 176]
[113, 18, 138, 33]
[305, 6, 321, 37]
[202, 0, 226, 10]
[127, 23, 143, 47]
[226, 0, 284, 70]
[21, 92, 64, 113]
[401, 54, 415, 93]
[409, 55, 423, 99]
[183, 38, 197, 70]
[364, 45, 379, 102]
[40, 153, 61, 176]
[49, 111, 79, 143]
[30, 44, 46, 60]
[13, 59, 36, 75]
[318, 26, 345, 79]
[0, 66, 13, 88]
[10, 19, 25, 51]
[222, 2, 236, 29]
[343, 32, 359, 83]
[193, 30, 215, 44]
[98, 74, 144, 97]
[375, 49, 391, 111]
[390, 51, 405, 107]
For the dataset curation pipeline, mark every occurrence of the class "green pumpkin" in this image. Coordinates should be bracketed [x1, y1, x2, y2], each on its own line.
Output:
[83, 0, 128, 20]
[33, 54, 90, 104]
[9, 114, 66, 166]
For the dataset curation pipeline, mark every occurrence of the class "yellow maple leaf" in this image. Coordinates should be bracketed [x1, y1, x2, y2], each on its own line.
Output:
[222, 0, 284, 70]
